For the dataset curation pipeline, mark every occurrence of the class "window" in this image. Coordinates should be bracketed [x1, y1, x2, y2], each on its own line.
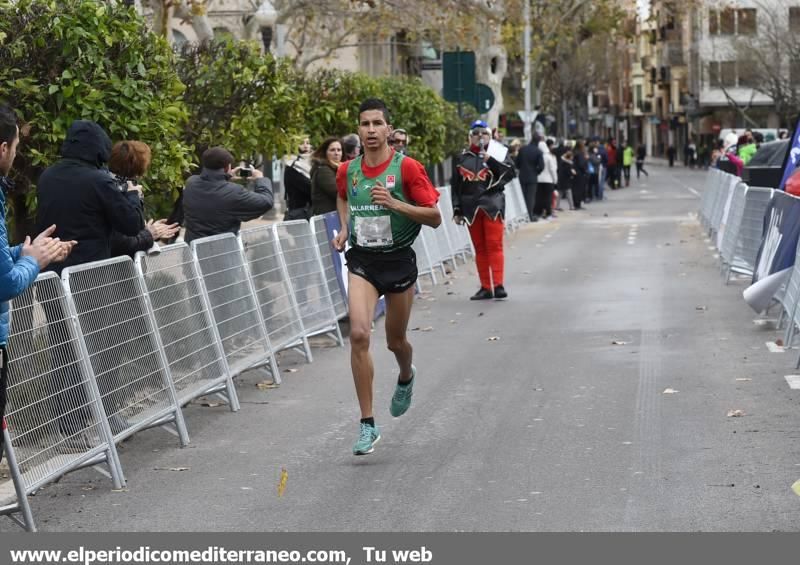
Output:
[635, 85, 643, 107]
[738, 62, 758, 87]
[720, 62, 737, 86]
[791, 59, 800, 85]
[791, 7, 800, 34]
[709, 9, 719, 35]
[720, 8, 735, 34]
[709, 62, 720, 87]
[737, 9, 756, 35]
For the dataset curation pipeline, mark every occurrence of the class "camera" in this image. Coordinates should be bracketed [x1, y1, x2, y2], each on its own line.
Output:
[239, 167, 253, 178]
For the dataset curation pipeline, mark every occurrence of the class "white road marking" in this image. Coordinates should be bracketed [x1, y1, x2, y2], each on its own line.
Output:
[785, 375, 800, 389]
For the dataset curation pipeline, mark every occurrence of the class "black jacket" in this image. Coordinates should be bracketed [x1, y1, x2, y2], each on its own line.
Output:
[515, 142, 544, 185]
[36, 121, 142, 274]
[310, 159, 339, 216]
[451, 148, 516, 224]
[182, 168, 273, 243]
[284, 157, 311, 213]
[109, 175, 153, 258]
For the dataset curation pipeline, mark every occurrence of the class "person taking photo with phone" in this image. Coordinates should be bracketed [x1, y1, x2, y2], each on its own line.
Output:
[182, 147, 274, 243]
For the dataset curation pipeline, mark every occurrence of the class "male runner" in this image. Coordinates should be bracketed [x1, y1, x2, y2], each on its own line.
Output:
[332, 98, 441, 455]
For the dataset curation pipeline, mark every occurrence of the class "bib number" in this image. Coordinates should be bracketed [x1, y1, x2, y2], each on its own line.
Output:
[355, 215, 393, 248]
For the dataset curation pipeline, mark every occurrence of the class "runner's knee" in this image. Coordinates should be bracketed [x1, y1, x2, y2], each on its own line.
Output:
[350, 326, 372, 349]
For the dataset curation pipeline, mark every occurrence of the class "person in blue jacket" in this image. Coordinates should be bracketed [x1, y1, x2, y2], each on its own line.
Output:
[0, 105, 75, 461]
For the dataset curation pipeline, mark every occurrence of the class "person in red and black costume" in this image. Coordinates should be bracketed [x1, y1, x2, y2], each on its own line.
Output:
[451, 120, 516, 300]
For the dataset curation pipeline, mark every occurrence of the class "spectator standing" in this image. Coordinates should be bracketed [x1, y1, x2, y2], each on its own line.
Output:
[557, 149, 577, 211]
[341, 133, 361, 162]
[283, 136, 313, 220]
[667, 145, 676, 167]
[588, 143, 602, 200]
[606, 138, 619, 189]
[37, 120, 141, 442]
[635, 144, 649, 178]
[182, 147, 273, 243]
[37, 120, 142, 271]
[621, 141, 634, 187]
[389, 129, 409, 155]
[572, 140, 589, 209]
[535, 138, 558, 219]
[0, 105, 74, 460]
[108, 141, 179, 257]
[310, 137, 343, 216]
[515, 135, 544, 221]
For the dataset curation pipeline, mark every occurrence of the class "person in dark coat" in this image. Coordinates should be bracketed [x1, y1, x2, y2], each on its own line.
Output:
[557, 149, 577, 210]
[182, 147, 274, 243]
[515, 135, 544, 221]
[572, 140, 589, 209]
[310, 137, 343, 215]
[283, 136, 313, 220]
[108, 140, 179, 257]
[36, 120, 142, 273]
[36, 120, 144, 443]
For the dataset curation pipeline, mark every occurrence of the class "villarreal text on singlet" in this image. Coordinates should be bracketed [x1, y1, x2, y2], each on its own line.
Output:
[346, 152, 421, 252]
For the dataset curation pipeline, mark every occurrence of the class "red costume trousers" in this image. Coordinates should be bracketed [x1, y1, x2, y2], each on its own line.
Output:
[467, 209, 505, 289]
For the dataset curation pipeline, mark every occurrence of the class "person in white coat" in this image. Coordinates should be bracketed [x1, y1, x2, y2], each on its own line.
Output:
[534, 138, 559, 220]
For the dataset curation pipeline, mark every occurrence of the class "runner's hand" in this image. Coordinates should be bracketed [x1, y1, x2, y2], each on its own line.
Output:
[332, 229, 348, 252]
[370, 180, 396, 210]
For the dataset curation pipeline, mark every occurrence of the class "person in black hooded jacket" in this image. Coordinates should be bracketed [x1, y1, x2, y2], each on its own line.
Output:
[37, 120, 142, 273]
[36, 120, 143, 444]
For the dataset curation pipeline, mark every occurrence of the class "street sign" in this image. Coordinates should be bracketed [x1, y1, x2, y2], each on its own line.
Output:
[442, 51, 476, 108]
[474, 83, 495, 113]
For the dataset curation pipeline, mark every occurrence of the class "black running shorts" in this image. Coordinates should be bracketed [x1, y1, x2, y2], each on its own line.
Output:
[345, 246, 418, 296]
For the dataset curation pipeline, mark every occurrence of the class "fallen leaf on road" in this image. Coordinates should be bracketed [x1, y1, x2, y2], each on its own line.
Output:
[478, 312, 484, 317]
[735, 378, 752, 382]
[200, 401, 222, 408]
[486, 336, 501, 341]
[662, 388, 679, 394]
[284, 368, 298, 373]
[278, 468, 288, 497]
[81, 486, 95, 491]
[447, 291, 455, 295]
[792, 479, 800, 497]
[154, 467, 190, 472]
[410, 327, 421, 331]
[421, 326, 434, 332]
[696, 306, 707, 311]
[449, 320, 457, 324]
[727, 410, 746, 417]
[256, 381, 278, 390]
[611, 340, 629, 345]
[523, 270, 531, 274]
[776, 338, 785, 347]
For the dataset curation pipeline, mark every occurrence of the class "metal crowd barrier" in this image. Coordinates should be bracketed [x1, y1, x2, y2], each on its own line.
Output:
[700, 168, 722, 229]
[136, 244, 240, 411]
[413, 227, 440, 285]
[273, 221, 343, 346]
[437, 186, 469, 264]
[718, 181, 748, 271]
[240, 225, 313, 363]
[191, 233, 281, 383]
[309, 215, 348, 321]
[62, 257, 190, 447]
[504, 179, 529, 230]
[725, 187, 773, 282]
[1, 273, 124, 531]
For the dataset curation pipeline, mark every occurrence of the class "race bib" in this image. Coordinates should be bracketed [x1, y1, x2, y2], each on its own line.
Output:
[354, 215, 393, 248]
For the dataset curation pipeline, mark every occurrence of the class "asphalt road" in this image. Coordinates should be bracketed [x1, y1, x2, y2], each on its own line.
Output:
[12, 161, 800, 532]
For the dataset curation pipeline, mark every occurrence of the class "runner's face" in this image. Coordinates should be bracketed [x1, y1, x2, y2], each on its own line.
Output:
[359, 110, 390, 152]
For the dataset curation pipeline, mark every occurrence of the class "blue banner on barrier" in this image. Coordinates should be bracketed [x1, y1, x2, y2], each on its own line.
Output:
[744, 191, 800, 312]
[321, 212, 385, 319]
[779, 119, 800, 190]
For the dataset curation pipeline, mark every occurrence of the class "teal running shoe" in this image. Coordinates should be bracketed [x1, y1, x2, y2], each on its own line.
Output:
[353, 422, 380, 455]
[390, 365, 416, 417]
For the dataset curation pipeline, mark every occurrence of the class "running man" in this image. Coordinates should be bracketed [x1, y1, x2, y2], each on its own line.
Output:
[332, 98, 441, 455]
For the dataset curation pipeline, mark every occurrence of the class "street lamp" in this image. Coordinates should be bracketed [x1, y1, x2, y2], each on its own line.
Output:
[254, 0, 278, 53]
